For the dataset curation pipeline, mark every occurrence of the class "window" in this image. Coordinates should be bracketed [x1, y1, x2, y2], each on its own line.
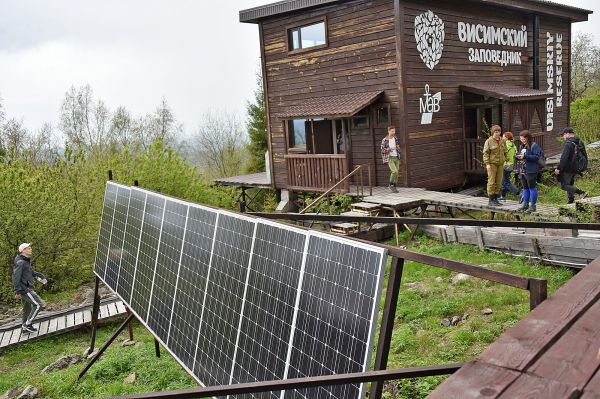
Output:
[374, 105, 390, 127]
[289, 119, 308, 148]
[352, 109, 370, 129]
[288, 20, 327, 51]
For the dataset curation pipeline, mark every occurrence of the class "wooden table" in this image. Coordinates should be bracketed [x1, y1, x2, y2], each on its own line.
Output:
[428, 257, 600, 399]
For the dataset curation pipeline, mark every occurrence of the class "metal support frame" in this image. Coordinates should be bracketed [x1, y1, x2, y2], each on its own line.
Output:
[104, 363, 463, 399]
[370, 257, 405, 399]
[87, 276, 101, 355]
[155, 338, 161, 358]
[78, 313, 135, 380]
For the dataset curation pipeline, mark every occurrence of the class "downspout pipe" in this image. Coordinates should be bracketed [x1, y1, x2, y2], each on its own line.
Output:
[533, 14, 540, 89]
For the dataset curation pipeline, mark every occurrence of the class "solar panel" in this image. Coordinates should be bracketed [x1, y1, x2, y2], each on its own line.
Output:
[94, 182, 387, 399]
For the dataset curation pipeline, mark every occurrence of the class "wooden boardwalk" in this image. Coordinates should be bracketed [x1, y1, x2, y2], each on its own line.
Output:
[358, 186, 564, 218]
[0, 299, 126, 351]
[428, 257, 600, 399]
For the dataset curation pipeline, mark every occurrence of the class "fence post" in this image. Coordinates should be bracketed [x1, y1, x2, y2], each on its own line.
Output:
[370, 257, 405, 399]
[529, 278, 547, 310]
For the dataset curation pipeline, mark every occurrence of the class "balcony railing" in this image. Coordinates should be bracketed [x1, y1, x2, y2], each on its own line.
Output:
[285, 154, 348, 192]
[464, 133, 548, 174]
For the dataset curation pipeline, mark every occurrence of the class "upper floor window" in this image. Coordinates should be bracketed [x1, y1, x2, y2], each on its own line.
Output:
[288, 20, 327, 52]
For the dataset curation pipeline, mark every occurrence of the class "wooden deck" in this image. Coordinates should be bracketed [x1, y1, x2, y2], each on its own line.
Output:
[0, 299, 126, 351]
[213, 172, 272, 189]
[358, 186, 563, 218]
[428, 257, 600, 399]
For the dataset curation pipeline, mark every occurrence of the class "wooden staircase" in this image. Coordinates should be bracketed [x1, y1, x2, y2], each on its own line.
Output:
[331, 202, 382, 235]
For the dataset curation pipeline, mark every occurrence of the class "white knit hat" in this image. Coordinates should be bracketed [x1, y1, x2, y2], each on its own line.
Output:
[18, 243, 31, 253]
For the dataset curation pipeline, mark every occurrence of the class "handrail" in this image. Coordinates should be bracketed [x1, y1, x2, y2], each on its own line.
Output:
[299, 164, 371, 214]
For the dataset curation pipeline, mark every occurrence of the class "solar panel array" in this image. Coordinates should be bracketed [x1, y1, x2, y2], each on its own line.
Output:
[94, 182, 388, 399]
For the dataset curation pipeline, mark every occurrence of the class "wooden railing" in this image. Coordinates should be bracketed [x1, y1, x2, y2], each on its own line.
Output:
[285, 154, 349, 192]
[464, 133, 547, 174]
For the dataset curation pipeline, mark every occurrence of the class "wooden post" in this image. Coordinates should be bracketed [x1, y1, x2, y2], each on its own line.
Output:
[126, 308, 135, 341]
[87, 276, 101, 355]
[108, 170, 113, 181]
[370, 257, 405, 399]
[529, 278, 547, 310]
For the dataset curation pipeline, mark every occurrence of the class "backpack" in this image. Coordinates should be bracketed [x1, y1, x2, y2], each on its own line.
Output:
[571, 140, 588, 174]
[534, 143, 546, 168]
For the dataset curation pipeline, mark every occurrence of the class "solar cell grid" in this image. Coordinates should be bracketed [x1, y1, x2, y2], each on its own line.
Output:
[94, 184, 388, 399]
[104, 186, 131, 290]
[194, 212, 256, 387]
[229, 221, 308, 399]
[129, 193, 165, 318]
[93, 182, 118, 280]
[168, 205, 218, 370]
[115, 189, 146, 300]
[147, 199, 188, 342]
[284, 233, 386, 399]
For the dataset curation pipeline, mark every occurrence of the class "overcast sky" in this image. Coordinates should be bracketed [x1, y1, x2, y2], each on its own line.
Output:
[0, 0, 598, 134]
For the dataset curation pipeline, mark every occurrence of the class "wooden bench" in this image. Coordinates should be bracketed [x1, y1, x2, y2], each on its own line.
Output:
[428, 257, 600, 398]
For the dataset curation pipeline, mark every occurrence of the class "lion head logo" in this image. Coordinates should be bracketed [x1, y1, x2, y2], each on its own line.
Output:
[414, 10, 445, 70]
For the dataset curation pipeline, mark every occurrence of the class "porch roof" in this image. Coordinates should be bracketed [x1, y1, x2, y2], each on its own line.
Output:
[276, 91, 383, 119]
[460, 84, 549, 102]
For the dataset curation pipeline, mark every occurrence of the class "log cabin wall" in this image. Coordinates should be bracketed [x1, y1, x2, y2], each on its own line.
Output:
[260, 0, 400, 189]
[401, 0, 572, 189]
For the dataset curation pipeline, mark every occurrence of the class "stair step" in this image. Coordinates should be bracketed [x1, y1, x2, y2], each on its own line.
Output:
[330, 222, 360, 235]
[351, 202, 381, 215]
[340, 211, 369, 217]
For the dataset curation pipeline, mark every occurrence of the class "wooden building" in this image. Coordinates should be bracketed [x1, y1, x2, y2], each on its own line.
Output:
[239, 0, 591, 193]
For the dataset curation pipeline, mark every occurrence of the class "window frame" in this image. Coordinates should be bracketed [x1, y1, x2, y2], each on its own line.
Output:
[286, 17, 329, 55]
[373, 104, 391, 128]
[351, 109, 370, 130]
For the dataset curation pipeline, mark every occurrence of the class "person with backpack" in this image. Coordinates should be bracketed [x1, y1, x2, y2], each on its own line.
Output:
[554, 127, 588, 204]
[516, 130, 542, 213]
[13, 243, 47, 333]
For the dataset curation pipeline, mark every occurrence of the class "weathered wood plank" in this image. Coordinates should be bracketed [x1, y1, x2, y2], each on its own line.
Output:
[56, 315, 66, 332]
[584, 369, 600, 397]
[498, 372, 580, 399]
[107, 302, 118, 317]
[8, 328, 21, 345]
[528, 299, 600, 390]
[428, 361, 520, 399]
[65, 313, 75, 329]
[116, 301, 126, 314]
[74, 312, 84, 326]
[0, 330, 12, 347]
[479, 259, 600, 371]
[47, 317, 58, 334]
[82, 309, 92, 324]
[37, 320, 50, 336]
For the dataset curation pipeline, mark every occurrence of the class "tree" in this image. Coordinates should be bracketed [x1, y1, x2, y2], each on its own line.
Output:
[571, 33, 600, 101]
[59, 85, 113, 155]
[245, 71, 268, 173]
[191, 111, 248, 178]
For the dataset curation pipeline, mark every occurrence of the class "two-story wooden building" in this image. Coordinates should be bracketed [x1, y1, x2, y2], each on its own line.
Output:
[239, 0, 590, 193]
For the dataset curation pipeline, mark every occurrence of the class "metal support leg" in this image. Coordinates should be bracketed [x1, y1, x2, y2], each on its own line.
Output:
[370, 257, 405, 399]
[126, 308, 135, 341]
[78, 313, 135, 380]
[155, 338, 161, 358]
[240, 188, 247, 213]
[87, 276, 101, 355]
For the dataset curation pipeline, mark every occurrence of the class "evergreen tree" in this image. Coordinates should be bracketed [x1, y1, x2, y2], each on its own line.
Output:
[245, 71, 268, 173]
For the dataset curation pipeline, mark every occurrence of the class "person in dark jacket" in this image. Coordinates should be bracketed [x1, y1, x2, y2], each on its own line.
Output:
[516, 131, 542, 213]
[554, 127, 588, 204]
[13, 243, 47, 333]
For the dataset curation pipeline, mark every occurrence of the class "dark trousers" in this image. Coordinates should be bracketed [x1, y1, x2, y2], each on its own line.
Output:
[21, 290, 45, 326]
[559, 172, 584, 201]
[501, 168, 519, 196]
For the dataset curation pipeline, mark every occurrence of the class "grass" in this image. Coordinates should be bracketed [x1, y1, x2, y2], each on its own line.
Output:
[0, 323, 196, 398]
[376, 232, 574, 398]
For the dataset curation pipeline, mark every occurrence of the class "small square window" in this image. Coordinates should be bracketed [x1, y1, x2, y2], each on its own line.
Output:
[352, 110, 369, 129]
[375, 105, 390, 127]
[288, 20, 327, 51]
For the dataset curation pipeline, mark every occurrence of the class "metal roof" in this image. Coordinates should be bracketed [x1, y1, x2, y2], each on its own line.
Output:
[276, 91, 383, 119]
[240, 0, 591, 23]
[460, 84, 549, 102]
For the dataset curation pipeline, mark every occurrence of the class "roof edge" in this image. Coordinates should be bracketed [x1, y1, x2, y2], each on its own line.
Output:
[239, 0, 591, 24]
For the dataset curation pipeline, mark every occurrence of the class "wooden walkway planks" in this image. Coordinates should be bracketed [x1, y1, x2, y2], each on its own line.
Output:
[360, 186, 564, 217]
[428, 257, 600, 398]
[0, 299, 126, 351]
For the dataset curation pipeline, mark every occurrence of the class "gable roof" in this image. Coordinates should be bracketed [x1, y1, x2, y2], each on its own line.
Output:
[240, 0, 591, 24]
